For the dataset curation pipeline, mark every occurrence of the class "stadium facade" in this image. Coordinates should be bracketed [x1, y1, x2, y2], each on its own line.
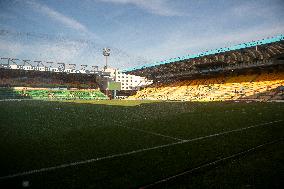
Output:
[126, 35, 284, 101]
[0, 57, 153, 99]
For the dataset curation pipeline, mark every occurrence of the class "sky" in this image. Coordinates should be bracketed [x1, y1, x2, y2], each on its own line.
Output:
[0, 0, 284, 70]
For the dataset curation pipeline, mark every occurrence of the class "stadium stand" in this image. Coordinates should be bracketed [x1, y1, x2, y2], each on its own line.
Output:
[125, 36, 284, 79]
[0, 87, 108, 100]
[129, 68, 284, 101]
[0, 87, 26, 99]
[127, 35, 284, 102]
[0, 68, 108, 100]
[125, 35, 284, 74]
[0, 68, 98, 89]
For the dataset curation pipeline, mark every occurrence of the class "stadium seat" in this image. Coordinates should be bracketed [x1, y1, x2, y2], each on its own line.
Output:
[129, 70, 284, 102]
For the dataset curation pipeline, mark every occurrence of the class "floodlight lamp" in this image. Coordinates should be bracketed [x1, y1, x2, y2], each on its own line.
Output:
[103, 48, 110, 56]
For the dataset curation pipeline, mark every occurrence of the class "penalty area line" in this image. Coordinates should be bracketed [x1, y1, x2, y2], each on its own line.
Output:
[117, 125, 185, 141]
[0, 119, 282, 180]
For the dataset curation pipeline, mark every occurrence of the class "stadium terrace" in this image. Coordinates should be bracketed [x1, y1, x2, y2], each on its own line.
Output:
[124, 34, 284, 73]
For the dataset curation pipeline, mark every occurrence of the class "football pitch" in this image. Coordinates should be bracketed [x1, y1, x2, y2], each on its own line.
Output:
[0, 100, 283, 188]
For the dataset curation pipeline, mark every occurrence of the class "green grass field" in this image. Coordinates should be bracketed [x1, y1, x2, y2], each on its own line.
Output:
[0, 100, 283, 188]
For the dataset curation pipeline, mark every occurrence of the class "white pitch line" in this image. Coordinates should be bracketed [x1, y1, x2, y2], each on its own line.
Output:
[0, 120, 282, 180]
[0, 99, 33, 102]
[140, 138, 284, 189]
[117, 125, 184, 141]
[182, 120, 283, 143]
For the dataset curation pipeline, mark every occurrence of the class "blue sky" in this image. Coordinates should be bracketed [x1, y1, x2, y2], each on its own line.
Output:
[0, 0, 284, 69]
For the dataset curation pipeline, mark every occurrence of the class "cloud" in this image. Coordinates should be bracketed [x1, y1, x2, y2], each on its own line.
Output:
[138, 24, 284, 64]
[230, 0, 279, 19]
[0, 38, 85, 64]
[0, 38, 23, 56]
[97, 0, 183, 16]
[25, 0, 99, 39]
[0, 33, 148, 70]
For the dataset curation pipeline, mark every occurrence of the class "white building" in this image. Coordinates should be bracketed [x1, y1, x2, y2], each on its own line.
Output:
[104, 68, 153, 90]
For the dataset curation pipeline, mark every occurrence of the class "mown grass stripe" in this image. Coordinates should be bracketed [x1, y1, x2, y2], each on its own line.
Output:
[0, 120, 282, 180]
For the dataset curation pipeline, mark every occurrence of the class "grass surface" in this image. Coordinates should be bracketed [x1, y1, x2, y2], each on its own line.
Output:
[0, 100, 283, 188]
